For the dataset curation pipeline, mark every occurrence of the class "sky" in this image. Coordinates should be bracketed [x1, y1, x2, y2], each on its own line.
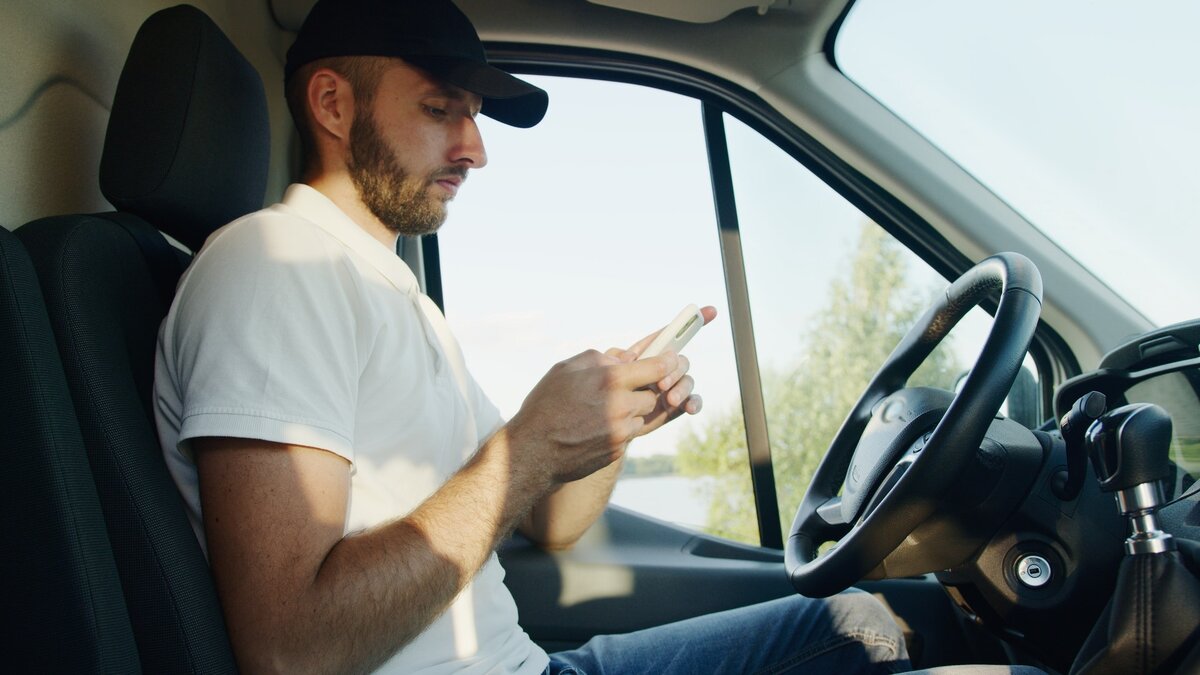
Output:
[838, 0, 1200, 328]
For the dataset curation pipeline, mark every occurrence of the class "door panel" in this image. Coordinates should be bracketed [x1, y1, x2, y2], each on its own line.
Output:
[501, 506, 974, 668]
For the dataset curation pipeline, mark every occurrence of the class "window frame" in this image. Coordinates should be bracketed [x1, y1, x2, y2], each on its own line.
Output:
[423, 42, 1077, 549]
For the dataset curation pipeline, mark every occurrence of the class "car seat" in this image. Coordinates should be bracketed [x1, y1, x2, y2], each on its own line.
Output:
[15, 4, 269, 672]
[0, 226, 140, 672]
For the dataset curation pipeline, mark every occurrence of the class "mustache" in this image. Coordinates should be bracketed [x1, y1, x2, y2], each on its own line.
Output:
[430, 167, 468, 183]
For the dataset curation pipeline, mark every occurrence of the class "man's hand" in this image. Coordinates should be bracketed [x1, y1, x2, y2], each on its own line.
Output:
[507, 349, 679, 485]
[626, 304, 717, 433]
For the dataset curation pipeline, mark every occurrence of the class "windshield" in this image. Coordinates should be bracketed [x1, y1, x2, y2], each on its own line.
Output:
[836, 0, 1199, 327]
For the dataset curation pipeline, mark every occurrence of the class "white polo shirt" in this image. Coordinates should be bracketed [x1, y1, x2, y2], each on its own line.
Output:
[154, 183, 548, 675]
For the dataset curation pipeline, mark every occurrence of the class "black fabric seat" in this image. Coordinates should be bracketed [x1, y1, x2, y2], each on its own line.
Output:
[0, 227, 140, 672]
[16, 5, 270, 672]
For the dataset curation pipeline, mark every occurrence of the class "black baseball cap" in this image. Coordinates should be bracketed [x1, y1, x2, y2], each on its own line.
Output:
[285, 0, 548, 128]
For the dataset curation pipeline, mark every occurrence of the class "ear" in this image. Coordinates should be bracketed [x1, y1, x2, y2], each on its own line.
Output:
[306, 68, 356, 146]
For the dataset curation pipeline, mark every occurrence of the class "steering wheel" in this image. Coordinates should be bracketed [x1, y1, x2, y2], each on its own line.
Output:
[785, 252, 1043, 598]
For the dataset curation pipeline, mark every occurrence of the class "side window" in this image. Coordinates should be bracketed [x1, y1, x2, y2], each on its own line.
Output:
[438, 76, 755, 543]
[438, 75, 1046, 548]
[1126, 372, 1200, 499]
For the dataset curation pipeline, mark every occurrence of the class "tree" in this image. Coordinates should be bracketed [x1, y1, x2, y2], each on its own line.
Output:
[677, 222, 964, 543]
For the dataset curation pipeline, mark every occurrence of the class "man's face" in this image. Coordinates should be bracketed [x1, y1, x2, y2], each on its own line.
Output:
[347, 61, 486, 237]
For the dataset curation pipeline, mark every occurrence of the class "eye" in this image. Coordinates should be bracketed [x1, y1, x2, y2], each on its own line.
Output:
[423, 104, 448, 119]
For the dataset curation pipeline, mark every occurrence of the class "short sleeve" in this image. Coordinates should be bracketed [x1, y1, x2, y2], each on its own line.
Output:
[467, 367, 505, 442]
[166, 214, 368, 462]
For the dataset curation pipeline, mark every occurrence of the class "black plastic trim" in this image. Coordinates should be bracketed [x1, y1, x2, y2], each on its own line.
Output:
[421, 234, 444, 312]
[822, 0, 857, 71]
[702, 102, 783, 550]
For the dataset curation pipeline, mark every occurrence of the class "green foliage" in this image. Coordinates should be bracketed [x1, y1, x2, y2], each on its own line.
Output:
[621, 453, 677, 477]
[1174, 437, 1200, 478]
[677, 223, 964, 544]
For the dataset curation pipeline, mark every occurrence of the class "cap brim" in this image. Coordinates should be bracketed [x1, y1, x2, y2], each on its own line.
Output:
[405, 56, 548, 128]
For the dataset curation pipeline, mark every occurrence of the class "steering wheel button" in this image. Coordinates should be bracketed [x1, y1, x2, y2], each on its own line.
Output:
[911, 432, 932, 454]
[1016, 554, 1052, 588]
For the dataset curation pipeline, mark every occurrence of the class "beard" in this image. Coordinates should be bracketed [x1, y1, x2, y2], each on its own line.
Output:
[347, 109, 461, 237]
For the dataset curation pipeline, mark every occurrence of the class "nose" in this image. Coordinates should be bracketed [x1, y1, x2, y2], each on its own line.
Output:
[452, 115, 488, 169]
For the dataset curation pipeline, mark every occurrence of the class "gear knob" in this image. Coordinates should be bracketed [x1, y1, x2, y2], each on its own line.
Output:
[1085, 403, 1173, 493]
[1085, 403, 1176, 555]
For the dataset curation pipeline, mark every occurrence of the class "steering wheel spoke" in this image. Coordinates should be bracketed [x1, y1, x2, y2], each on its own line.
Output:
[856, 453, 915, 526]
[815, 496, 848, 528]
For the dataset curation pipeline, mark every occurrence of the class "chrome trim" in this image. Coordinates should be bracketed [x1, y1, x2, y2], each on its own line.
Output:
[1015, 554, 1052, 588]
[1124, 507, 1176, 555]
[1115, 482, 1165, 514]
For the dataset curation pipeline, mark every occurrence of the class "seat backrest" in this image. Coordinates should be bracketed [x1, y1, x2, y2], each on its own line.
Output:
[0, 226, 141, 672]
[16, 5, 270, 672]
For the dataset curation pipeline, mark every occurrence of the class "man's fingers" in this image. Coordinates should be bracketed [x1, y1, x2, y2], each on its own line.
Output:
[656, 354, 690, 391]
[628, 389, 659, 417]
[656, 394, 702, 428]
[662, 375, 695, 408]
[604, 347, 638, 362]
[612, 352, 678, 390]
[638, 395, 693, 437]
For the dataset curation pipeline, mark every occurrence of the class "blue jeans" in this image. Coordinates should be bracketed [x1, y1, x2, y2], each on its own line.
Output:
[543, 589, 910, 674]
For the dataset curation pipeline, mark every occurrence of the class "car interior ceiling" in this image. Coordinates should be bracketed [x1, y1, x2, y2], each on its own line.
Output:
[2, 2, 1199, 675]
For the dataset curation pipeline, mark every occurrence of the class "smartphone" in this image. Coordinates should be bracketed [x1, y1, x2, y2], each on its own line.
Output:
[639, 304, 705, 359]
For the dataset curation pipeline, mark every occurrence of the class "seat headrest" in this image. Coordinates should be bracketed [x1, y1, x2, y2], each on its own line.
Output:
[99, 4, 270, 252]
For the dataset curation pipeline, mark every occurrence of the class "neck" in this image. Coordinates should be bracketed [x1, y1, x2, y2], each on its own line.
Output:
[305, 171, 398, 250]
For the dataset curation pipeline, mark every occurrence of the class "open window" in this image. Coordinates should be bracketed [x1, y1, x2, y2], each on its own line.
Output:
[436, 71, 1055, 549]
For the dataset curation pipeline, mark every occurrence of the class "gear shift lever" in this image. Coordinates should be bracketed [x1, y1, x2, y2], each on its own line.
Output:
[1084, 403, 1175, 555]
[1070, 402, 1200, 674]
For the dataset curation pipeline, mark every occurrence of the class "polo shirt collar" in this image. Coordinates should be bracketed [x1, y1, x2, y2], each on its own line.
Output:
[280, 183, 418, 298]
[280, 184, 469, 383]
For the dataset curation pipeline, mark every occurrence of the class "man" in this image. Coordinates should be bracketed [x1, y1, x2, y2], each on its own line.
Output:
[154, 0, 910, 673]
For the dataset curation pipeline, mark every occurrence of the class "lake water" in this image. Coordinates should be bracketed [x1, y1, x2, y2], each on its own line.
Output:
[610, 474, 714, 531]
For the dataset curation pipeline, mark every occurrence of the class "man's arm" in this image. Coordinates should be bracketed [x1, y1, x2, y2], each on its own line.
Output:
[197, 349, 676, 674]
[519, 458, 624, 550]
[198, 432, 529, 675]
